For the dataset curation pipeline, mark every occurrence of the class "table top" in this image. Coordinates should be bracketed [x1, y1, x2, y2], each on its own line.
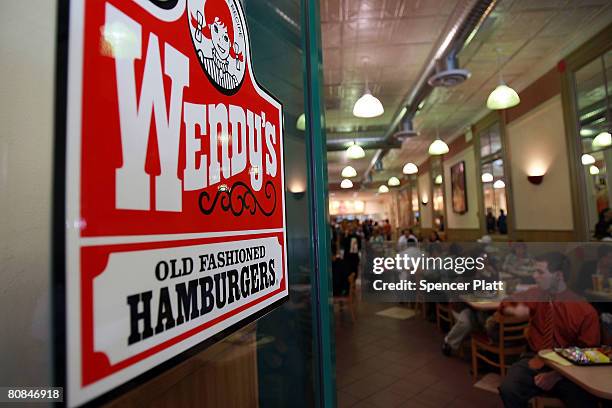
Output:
[539, 349, 612, 400]
[584, 289, 612, 301]
[459, 295, 500, 311]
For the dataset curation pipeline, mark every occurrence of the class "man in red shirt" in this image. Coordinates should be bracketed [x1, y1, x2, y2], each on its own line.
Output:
[498, 252, 601, 408]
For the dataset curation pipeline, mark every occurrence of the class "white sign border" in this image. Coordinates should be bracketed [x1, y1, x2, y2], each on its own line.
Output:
[60, 0, 289, 406]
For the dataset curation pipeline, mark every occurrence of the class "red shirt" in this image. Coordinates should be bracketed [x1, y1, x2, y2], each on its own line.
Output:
[500, 287, 601, 352]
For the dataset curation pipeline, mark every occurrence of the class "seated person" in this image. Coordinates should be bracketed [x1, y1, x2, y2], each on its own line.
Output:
[502, 241, 536, 282]
[397, 229, 418, 252]
[442, 248, 494, 356]
[498, 252, 601, 408]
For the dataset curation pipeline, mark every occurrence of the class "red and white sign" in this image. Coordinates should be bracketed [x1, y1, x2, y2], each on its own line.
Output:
[61, 0, 287, 405]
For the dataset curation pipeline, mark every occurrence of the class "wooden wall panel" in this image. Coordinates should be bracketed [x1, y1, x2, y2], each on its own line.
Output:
[444, 229, 482, 242]
[513, 230, 576, 242]
[104, 327, 259, 408]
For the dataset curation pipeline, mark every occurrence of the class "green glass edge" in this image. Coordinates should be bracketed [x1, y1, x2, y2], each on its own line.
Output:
[302, 0, 336, 406]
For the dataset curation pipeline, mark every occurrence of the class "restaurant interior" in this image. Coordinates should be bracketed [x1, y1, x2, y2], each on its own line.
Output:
[324, 0, 612, 407]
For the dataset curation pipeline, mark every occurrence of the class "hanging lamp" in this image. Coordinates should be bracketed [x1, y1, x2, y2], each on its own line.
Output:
[341, 166, 357, 178]
[388, 176, 400, 186]
[487, 49, 520, 110]
[353, 58, 384, 118]
[428, 126, 449, 156]
[581, 154, 596, 165]
[481, 172, 494, 183]
[493, 179, 506, 189]
[296, 113, 306, 131]
[402, 162, 418, 175]
[378, 185, 389, 193]
[340, 179, 353, 189]
[346, 142, 365, 159]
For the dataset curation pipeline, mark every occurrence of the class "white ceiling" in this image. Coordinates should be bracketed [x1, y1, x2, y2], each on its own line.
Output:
[322, 0, 612, 188]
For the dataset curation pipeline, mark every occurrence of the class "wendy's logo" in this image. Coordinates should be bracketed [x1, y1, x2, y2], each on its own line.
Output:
[187, 0, 247, 94]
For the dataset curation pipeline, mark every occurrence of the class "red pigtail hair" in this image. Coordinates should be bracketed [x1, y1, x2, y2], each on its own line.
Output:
[230, 46, 244, 62]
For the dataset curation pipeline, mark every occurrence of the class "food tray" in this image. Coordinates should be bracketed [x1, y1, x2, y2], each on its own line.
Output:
[554, 346, 612, 366]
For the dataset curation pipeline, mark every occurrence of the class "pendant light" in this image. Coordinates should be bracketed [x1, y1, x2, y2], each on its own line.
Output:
[378, 185, 389, 193]
[353, 58, 384, 118]
[346, 142, 365, 159]
[581, 154, 596, 165]
[296, 113, 306, 131]
[388, 176, 400, 187]
[434, 174, 443, 185]
[341, 166, 357, 178]
[487, 49, 520, 110]
[402, 162, 418, 175]
[592, 131, 611, 149]
[428, 126, 449, 156]
[493, 179, 506, 189]
[481, 172, 494, 183]
[340, 179, 353, 189]
[590, 165, 600, 175]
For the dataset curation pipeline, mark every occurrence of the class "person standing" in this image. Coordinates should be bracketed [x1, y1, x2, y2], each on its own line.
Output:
[497, 209, 508, 234]
[342, 227, 362, 278]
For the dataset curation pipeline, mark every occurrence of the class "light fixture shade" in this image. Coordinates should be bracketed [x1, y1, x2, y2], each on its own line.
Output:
[346, 143, 366, 159]
[590, 165, 600, 175]
[341, 165, 357, 178]
[402, 162, 418, 174]
[481, 172, 494, 183]
[428, 139, 449, 155]
[487, 83, 520, 110]
[434, 174, 443, 185]
[581, 154, 596, 165]
[296, 113, 306, 131]
[580, 128, 596, 137]
[388, 176, 400, 186]
[592, 131, 612, 149]
[340, 179, 353, 189]
[378, 185, 389, 193]
[493, 179, 506, 189]
[353, 92, 384, 118]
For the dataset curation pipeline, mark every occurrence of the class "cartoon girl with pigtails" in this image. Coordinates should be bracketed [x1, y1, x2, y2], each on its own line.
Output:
[190, 0, 245, 91]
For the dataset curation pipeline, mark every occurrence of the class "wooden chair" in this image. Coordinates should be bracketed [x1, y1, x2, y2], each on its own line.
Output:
[413, 291, 426, 319]
[334, 272, 356, 322]
[530, 396, 565, 408]
[471, 312, 529, 380]
[436, 303, 454, 332]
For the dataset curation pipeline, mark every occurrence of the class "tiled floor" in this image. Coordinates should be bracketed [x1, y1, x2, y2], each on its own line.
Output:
[334, 302, 503, 408]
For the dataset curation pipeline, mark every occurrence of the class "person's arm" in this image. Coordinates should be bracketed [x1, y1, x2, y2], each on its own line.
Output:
[577, 307, 601, 347]
[498, 290, 534, 319]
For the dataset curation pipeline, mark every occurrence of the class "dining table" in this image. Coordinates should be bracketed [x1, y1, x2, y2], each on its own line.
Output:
[538, 349, 612, 400]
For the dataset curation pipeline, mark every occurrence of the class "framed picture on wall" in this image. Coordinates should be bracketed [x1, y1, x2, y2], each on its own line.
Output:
[451, 161, 468, 214]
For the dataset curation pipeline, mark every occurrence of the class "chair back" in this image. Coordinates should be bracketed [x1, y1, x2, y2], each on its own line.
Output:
[495, 312, 529, 345]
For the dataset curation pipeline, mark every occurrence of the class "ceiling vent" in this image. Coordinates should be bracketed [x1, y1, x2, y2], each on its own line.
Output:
[427, 54, 471, 87]
[393, 118, 418, 141]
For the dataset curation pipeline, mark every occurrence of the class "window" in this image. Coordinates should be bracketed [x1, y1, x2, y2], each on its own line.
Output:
[431, 158, 445, 231]
[479, 123, 508, 234]
[573, 50, 612, 237]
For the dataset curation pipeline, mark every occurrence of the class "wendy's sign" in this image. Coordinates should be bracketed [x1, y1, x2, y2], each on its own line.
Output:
[58, 0, 288, 405]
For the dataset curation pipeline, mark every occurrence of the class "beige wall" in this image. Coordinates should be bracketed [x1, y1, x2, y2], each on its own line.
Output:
[418, 172, 432, 228]
[0, 0, 55, 386]
[506, 95, 574, 231]
[443, 146, 480, 230]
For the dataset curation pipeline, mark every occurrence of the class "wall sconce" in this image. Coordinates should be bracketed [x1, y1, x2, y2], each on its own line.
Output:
[527, 175, 544, 185]
[289, 181, 306, 199]
[421, 196, 429, 206]
[291, 191, 305, 200]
